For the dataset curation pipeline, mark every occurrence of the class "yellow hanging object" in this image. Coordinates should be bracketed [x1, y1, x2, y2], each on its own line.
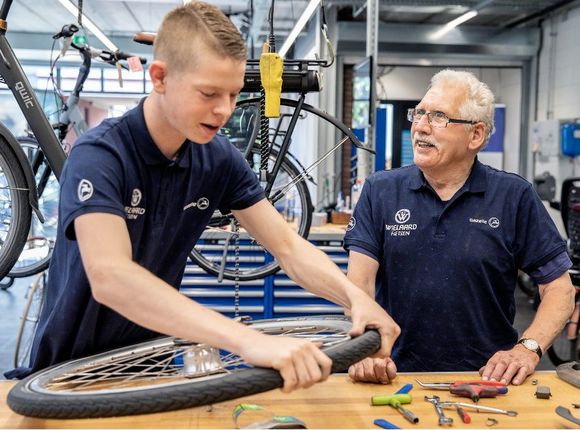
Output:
[259, 51, 283, 118]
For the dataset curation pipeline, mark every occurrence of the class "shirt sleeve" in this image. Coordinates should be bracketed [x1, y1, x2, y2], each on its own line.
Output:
[59, 141, 125, 240]
[218, 142, 265, 212]
[527, 251, 572, 285]
[515, 183, 568, 273]
[343, 179, 382, 259]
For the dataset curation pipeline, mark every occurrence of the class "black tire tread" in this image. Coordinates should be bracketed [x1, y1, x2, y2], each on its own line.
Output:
[9, 136, 54, 278]
[8, 329, 379, 419]
[0, 138, 32, 280]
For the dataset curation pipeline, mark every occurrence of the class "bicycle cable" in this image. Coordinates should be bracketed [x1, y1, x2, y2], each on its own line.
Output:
[233, 219, 241, 318]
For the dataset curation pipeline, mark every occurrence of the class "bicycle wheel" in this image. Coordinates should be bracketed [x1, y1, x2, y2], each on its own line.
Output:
[189, 94, 359, 280]
[0, 136, 32, 280]
[8, 315, 380, 419]
[547, 338, 578, 366]
[14, 271, 47, 368]
[547, 314, 579, 366]
[517, 271, 537, 298]
[9, 137, 59, 278]
[190, 148, 312, 280]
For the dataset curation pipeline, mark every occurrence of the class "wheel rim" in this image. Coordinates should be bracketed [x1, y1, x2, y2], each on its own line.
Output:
[0, 150, 23, 260]
[191, 157, 311, 280]
[10, 139, 58, 277]
[28, 317, 353, 396]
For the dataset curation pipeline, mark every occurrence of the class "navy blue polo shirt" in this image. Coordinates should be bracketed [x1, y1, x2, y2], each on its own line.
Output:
[344, 160, 570, 372]
[6, 99, 264, 379]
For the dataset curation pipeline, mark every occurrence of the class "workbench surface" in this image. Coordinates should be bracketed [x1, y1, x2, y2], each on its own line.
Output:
[1, 371, 578, 428]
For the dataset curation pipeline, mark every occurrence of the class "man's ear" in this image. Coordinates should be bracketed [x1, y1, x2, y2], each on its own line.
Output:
[148, 60, 168, 94]
[469, 122, 487, 152]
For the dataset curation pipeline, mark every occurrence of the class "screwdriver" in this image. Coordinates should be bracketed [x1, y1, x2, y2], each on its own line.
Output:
[372, 394, 419, 424]
[456, 406, 471, 424]
[415, 379, 507, 402]
[450, 382, 507, 402]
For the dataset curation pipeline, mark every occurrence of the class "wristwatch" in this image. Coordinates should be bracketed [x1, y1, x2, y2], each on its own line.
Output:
[517, 338, 543, 359]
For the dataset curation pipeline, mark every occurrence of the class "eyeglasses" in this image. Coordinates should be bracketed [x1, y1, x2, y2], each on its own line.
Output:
[407, 108, 478, 128]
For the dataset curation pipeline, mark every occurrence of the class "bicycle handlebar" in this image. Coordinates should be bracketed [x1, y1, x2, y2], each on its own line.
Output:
[242, 67, 320, 94]
[93, 48, 147, 66]
[68, 42, 147, 67]
[53, 24, 79, 40]
[133, 32, 155, 46]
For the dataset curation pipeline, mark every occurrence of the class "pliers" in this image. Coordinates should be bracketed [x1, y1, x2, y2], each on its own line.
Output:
[415, 379, 508, 402]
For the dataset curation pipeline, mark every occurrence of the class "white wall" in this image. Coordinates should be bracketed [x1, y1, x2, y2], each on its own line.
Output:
[377, 66, 522, 173]
[534, 5, 580, 202]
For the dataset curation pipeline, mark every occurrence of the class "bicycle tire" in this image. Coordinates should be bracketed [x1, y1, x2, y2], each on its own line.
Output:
[8, 315, 380, 419]
[547, 333, 578, 366]
[14, 272, 47, 368]
[0, 276, 14, 290]
[0, 136, 32, 280]
[8, 137, 58, 278]
[190, 147, 312, 280]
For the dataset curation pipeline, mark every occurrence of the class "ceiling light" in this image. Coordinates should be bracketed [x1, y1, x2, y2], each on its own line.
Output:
[57, 0, 118, 51]
[279, 0, 321, 58]
[429, 9, 478, 40]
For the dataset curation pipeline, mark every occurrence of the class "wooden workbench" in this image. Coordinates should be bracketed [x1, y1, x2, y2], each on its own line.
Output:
[1, 371, 578, 428]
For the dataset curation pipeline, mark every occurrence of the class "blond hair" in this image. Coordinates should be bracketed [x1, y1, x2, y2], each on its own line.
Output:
[430, 69, 495, 144]
[154, 1, 247, 71]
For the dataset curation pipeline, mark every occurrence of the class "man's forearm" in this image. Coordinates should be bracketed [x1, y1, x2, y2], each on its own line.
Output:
[523, 275, 575, 352]
[89, 260, 263, 354]
[276, 235, 359, 308]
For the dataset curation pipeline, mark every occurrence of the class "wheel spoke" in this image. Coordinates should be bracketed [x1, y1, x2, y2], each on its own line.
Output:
[35, 320, 352, 394]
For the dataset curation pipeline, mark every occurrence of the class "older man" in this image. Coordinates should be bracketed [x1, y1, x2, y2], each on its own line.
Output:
[344, 69, 575, 385]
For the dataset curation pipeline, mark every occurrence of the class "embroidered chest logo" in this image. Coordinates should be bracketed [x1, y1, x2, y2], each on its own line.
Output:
[131, 189, 142, 207]
[184, 197, 210, 211]
[78, 179, 93, 202]
[385, 208, 417, 237]
[125, 188, 146, 220]
[469, 216, 501, 229]
[395, 209, 410, 223]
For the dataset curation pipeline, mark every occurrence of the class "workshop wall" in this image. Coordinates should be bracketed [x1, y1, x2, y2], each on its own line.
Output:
[377, 66, 522, 174]
[533, 4, 580, 202]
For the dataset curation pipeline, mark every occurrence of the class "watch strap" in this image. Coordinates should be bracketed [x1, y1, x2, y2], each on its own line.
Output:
[517, 338, 542, 359]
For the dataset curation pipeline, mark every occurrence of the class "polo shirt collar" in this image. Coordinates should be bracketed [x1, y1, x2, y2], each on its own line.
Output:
[128, 98, 191, 169]
[408, 157, 487, 194]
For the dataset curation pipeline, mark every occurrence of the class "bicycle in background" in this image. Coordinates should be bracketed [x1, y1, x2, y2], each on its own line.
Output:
[132, 8, 372, 282]
[0, 1, 147, 283]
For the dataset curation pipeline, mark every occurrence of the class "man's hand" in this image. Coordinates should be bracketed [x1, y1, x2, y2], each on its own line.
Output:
[479, 345, 540, 385]
[347, 288, 401, 358]
[239, 333, 332, 392]
[348, 357, 397, 384]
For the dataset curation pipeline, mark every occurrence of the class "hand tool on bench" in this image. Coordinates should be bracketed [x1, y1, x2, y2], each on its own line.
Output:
[438, 401, 518, 417]
[415, 378, 507, 402]
[372, 393, 419, 424]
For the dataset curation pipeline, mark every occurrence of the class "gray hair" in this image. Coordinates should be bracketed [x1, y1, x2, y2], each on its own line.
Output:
[430, 69, 495, 144]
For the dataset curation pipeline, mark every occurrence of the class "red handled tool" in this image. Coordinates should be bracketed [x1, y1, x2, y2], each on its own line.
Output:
[415, 379, 508, 402]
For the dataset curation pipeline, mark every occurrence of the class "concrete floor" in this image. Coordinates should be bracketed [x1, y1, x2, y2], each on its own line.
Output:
[0, 276, 566, 379]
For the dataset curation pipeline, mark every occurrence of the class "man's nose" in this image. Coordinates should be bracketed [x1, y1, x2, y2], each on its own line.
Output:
[413, 114, 432, 133]
[213, 96, 234, 118]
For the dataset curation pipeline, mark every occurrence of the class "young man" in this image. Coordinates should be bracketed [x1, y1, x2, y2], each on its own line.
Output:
[345, 70, 575, 385]
[5, 2, 400, 391]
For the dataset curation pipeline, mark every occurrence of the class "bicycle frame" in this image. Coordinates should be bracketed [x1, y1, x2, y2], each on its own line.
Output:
[55, 42, 94, 140]
[0, 0, 67, 215]
[249, 93, 370, 201]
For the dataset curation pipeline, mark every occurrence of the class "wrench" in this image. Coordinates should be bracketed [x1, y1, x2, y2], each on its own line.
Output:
[439, 401, 518, 417]
[425, 395, 453, 426]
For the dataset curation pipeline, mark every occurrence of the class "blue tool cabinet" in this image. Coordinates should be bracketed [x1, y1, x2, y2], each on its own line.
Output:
[180, 231, 346, 319]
